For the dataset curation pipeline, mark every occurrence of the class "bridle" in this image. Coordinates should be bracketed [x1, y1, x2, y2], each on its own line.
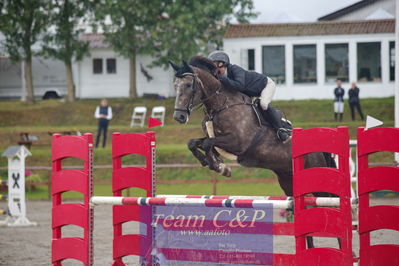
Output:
[174, 72, 199, 115]
[174, 72, 220, 116]
[174, 70, 254, 122]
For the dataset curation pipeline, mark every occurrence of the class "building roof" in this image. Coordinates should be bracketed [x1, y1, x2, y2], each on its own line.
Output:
[224, 19, 395, 39]
[79, 33, 109, 48]
[318, 0, 380, 21]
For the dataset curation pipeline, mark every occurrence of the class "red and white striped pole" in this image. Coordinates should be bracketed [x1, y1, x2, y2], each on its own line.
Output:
[91, 195, 357, 208]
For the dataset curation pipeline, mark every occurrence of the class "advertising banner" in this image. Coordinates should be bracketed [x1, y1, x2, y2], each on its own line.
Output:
[152, 205, 273, 266]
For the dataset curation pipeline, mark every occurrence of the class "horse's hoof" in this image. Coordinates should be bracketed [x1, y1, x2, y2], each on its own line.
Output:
[218, 163, 232, 177]
[223, 170, 232, 177]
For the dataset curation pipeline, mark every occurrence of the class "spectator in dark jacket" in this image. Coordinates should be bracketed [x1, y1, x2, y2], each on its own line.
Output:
[334, 80, 345, 122]
[348, 82, 364, 121]
[208, 50, 290, 143]
[94, 99, 113, 148]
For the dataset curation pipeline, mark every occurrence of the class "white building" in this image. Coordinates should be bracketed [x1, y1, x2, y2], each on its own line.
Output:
[0, 0, 396, 100]
[76, 34, 174, 98]
[318, 0, 395, 21]
[222, 0, 396, 100]
[223, 19, 395, 100]
[0, 34, 174, 99]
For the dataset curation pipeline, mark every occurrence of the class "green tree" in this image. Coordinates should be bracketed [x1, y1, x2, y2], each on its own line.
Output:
[96, 0, 256, 98]
[152, 0, 257, 66]
[0, 0, 49, 103]
[41, 0, 95, 102]
[95, 0, 164, 97]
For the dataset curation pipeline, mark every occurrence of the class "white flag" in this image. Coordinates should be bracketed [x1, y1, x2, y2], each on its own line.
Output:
[365, 115, 383, 130]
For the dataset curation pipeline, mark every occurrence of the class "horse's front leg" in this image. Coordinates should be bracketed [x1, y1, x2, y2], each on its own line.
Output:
[202, 138, 232, 177]
[187, 138, 208, 166]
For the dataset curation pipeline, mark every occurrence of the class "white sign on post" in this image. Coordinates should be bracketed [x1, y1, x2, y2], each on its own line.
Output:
[1, 146, 37, 227]
[8, 159, 23, 218]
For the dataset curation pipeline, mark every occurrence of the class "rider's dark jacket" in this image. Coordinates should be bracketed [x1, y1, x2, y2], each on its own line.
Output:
[218, 64, 268, 97]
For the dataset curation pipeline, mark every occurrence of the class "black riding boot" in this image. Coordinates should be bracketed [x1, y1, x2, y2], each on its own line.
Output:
[262, 106, 291, 143]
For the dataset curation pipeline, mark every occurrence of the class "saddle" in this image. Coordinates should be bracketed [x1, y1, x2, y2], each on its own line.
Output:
[252, 98, 292, 130]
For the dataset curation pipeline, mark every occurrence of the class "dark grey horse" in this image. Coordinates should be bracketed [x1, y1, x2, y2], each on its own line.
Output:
[170, 56, 341, 249]
[170, 56, 335, 197]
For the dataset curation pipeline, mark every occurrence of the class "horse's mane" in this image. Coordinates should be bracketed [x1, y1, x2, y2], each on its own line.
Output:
[188, 56, 217, 75]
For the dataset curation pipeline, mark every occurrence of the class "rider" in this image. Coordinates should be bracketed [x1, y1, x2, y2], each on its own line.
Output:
[208, 50, 291, 143]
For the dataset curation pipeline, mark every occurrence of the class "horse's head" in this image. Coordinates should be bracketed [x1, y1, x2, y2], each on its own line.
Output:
[169, 60, 204, 123]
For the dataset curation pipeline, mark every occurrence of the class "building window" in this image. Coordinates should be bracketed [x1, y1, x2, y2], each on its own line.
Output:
[325, 43, 349, 83]
[93, 58, 103, 74]
[293, 44, 317, 84]
[240, 49, 255, 71]
[357, 42, 381, 82]
[390, 41, 395, 81]
[262, 45, 285, 84]
[106, 58, 117, 74]
[248, 49, 255, 71]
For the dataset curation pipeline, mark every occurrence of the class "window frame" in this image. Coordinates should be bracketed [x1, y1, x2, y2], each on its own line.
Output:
[389, 41, 395, 82]
[356, 42, 382, 83]
[324, 43, 349, 83]
[106, 58, 117, 74]
[293, 44, 317, 84]
[248, 49, 255, 71]
[262, 45, 286, 84]
[93, 58, 103, 74]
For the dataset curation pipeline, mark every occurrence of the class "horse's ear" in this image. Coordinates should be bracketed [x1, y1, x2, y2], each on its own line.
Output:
[182, 60, 193, 73]
[169, 60, 179, 71]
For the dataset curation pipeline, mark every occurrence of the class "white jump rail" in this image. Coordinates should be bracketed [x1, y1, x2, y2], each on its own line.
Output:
[91, 196, 358, 208]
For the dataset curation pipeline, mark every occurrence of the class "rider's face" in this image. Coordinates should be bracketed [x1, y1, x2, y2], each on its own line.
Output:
[215, 61, 227, 75]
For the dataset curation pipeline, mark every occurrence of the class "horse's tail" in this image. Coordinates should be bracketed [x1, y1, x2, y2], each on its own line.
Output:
[322, 152, 337, 168]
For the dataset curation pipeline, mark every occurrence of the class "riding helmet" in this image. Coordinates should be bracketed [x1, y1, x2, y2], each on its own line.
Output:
[208, 50, 230, 65]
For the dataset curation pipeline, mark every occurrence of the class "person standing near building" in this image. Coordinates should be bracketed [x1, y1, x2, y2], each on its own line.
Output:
[334, 79, 345, 122]
[94, 99, 113, 148]
[348, 82, 365, 121]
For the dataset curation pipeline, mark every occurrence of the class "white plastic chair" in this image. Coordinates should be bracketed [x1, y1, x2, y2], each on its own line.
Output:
[151, 106, 166, 126]
[130, 106, 147, 127]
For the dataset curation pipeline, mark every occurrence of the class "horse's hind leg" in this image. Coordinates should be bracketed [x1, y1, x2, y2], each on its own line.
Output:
[202, 138, 232, 177]
[275, 171, 293, 196]
[187, 138, 208, 166]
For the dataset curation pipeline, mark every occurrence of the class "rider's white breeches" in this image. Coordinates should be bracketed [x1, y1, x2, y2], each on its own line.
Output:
[260, 77, 276, 110]
[334, 101, 344, 113]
